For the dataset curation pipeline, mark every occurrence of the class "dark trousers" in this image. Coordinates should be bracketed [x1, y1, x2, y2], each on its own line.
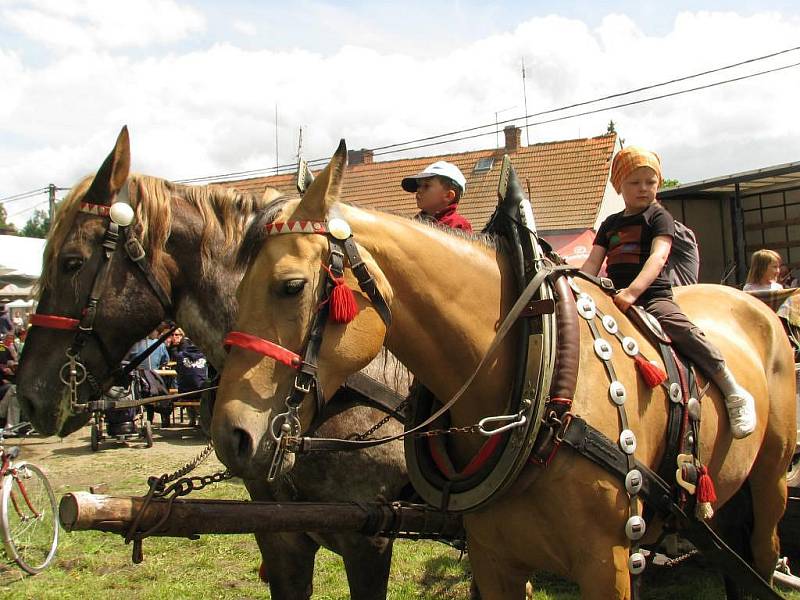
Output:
[639, 296, 725, 378]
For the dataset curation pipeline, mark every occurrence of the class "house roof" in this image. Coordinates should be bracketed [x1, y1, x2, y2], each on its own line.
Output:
[218, 132, 617, 232]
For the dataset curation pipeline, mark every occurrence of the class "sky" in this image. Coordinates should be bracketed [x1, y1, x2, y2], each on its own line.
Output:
[1, 0, 800, 227]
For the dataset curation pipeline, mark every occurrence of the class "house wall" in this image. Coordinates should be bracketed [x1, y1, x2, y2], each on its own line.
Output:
[592, 136, 626, 231]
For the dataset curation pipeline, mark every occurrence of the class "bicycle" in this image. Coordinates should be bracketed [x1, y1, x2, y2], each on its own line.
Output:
[0, 425, 59, 574]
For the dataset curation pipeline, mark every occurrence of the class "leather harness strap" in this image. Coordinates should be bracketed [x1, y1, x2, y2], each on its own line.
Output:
[296, 264, 556, 453]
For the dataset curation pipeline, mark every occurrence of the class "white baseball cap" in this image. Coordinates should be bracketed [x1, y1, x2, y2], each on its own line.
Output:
[401, 161, 467, 194]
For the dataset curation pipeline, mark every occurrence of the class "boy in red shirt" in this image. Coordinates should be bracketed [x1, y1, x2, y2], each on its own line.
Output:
[401, 161, 472, 231]
[582, 146, 756, 439]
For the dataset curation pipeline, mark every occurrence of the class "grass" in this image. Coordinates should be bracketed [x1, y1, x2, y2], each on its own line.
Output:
[2, 429, 800, 599]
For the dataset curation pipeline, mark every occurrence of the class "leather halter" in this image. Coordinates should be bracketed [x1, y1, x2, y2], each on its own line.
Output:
[222, 218, 392, 480]
[30, 185, 175, 407]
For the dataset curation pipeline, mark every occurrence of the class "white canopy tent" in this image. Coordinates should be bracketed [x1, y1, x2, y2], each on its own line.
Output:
[0, 235, 46, 286]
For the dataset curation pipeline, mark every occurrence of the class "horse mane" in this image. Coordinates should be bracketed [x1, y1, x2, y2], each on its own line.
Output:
[41, 173, 289, 290]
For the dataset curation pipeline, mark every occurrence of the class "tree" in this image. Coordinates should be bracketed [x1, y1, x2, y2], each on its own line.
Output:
[0, 204, 17, 235]
[661, 178, 680, 189]
[606, 120, 616, 134]
[20, 209, 50, 238]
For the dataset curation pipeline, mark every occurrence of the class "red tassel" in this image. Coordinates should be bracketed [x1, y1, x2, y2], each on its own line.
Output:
[329, 277, 358, 323]
[634, 355, 667, 388]
[259, 562, 269, 583]
[696, 466, 717, 504]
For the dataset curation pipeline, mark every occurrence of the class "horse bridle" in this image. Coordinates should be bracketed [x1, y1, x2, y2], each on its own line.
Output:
[222, 217, 392, 481]
[30, 183, 175, 411]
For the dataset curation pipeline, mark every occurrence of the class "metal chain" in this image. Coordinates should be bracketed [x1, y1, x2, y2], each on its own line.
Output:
[154, 468, 233, 500]
[661, 549, 699, 568]
[150, 441, 218, 489]
[413, 424, 483, 438]
[354, 400, 408, 440]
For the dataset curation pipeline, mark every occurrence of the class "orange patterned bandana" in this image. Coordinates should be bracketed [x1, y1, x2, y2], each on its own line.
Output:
[610, 146, 662, 193]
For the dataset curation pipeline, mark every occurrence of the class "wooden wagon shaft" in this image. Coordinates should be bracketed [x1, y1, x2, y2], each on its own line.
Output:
[59, 492, 465, 540]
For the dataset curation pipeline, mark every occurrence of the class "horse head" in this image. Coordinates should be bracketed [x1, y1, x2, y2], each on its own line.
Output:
[212, 141, 392, 479]
[17, 127, 175, 435]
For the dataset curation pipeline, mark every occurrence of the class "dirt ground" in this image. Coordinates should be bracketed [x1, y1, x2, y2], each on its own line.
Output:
[8, 417, 224, 500]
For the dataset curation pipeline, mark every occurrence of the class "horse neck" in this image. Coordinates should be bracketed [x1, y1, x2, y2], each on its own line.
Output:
[345, 207, 518, 428]
[165, 194, 252, 370]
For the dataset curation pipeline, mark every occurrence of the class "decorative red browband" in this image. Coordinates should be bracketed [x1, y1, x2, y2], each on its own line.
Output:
[79, 202, 111, 217]
[223, 331, 301, 369]
[29, 314, 80, 330]
[265, 221, 328, 235]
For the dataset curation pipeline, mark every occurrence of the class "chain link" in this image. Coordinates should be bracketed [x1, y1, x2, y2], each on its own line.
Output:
[150, 441, 217, 490]
[661, 549, 699, 568]
[414, 424, 483, 438]
[354, 400, 408, 441]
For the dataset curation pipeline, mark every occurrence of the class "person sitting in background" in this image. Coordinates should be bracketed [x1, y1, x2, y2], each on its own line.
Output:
[172, 334, 208, 428]
[744, 249, 783, 291]
[126, 330, 171, 427]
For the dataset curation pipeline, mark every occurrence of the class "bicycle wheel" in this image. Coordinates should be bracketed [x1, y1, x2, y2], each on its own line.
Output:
[1, 462, 59, 574]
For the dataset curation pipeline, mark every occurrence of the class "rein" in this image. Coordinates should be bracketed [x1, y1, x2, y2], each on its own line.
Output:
[31, 186, 175, 410]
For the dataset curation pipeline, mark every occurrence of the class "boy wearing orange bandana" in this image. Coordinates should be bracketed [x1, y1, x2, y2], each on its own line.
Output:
[582, 146, 756, 439]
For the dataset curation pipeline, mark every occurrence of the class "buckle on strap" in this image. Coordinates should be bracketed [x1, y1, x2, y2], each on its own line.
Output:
[125, 237, 146, 262]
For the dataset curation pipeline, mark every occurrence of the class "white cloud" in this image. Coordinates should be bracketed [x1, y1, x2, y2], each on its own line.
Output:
[232, 20, 256, 37]
[1, 7, 800, 225]
[1, 0, 205, 50]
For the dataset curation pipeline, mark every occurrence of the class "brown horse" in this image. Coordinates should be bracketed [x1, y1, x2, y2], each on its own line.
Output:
[16, 128, 409, 600]
[212, 142, 796, 599]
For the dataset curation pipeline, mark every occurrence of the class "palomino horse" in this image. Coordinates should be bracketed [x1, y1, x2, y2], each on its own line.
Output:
[16, 128, 409, 600]
[212, 142, 796, 599]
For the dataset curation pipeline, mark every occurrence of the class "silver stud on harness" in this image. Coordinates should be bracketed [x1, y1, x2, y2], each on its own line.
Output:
[576, 294, 596, 320]
[619, 429, 637, 454]
[593, 338, 613, 361]
[601, 314, 618, 334]
[625, 515, 646, 541]
[609, 381, 627, 406]
[621, 336, 639, 357]
[625, 469, 643, 495]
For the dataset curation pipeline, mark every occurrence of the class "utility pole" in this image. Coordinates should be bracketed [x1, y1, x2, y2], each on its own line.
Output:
[48, 183, 56, 230]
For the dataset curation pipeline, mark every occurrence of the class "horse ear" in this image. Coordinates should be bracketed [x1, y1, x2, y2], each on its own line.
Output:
[292, 139, 346, 219]
[84, 126, 131, 206]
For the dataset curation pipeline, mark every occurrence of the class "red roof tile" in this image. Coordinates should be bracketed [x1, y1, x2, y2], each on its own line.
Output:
[219, 132, 616, 232]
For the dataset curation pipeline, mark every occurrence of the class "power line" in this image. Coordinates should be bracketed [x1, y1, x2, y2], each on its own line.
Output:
[0, 187, 48, 204]
[176, 43, 800, 183]
[373, 59, 800, 157]
[9, 44, 800, 194]
[7, 198, 49, 219]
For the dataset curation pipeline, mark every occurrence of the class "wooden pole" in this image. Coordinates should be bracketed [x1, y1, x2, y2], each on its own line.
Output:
[59, 492, 464, 540]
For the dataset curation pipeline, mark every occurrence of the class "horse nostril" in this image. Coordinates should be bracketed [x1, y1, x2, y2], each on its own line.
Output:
[232, 427, 253, 461]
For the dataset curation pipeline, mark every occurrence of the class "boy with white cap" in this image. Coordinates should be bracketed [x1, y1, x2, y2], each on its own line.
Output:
[582, 146, 756, 439]
[401, 161, 472, 231]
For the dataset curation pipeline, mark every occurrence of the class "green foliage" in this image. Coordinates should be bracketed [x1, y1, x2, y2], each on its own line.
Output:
[20, 208, 50, 238]
[661, 178, 680, 189]
[0, 204, 17, 234]
[606, 120, 616, 134]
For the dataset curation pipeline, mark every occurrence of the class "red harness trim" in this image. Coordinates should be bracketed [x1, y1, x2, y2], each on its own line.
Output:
[79, 202, 111, 217]
[224, 331, 301, 370]
[265, 221, 327, 235]
[29, 314, 80, 330]
[428, 432, 505, 480]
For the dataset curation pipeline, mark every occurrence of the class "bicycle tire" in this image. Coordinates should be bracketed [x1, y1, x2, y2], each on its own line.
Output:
[1, 462, 59, 574]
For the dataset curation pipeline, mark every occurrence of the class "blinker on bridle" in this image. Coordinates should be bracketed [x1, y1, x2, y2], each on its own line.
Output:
[29, 182, 175, 411]
[222, 216, 392, 481]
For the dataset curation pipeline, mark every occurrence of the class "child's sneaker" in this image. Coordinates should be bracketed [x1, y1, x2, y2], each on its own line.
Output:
[725, 389, 756, 439]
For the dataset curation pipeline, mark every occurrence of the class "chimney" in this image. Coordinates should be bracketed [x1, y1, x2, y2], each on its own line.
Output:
[504, 126, 522, 152]
[347, 148, 374, 166]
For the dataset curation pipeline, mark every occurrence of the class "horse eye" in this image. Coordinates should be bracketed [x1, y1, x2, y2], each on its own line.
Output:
[62, 256, 84, 273]
[283, 279, 306, 296]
